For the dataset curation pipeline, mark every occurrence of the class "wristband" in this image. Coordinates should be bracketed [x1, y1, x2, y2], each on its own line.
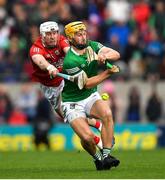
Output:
[46, 64, 55, 71]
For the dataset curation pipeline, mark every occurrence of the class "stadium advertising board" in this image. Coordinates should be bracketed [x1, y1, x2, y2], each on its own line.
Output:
[0, 124, 157, 151]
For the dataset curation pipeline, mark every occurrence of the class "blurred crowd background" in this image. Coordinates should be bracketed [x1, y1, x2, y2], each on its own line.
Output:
[0, 0, 165, 126]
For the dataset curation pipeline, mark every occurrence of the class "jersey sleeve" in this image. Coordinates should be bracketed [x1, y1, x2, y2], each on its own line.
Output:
[59, 35, 70, 50]
[89, 40, 104, 54]
[29, 45, 45, 57]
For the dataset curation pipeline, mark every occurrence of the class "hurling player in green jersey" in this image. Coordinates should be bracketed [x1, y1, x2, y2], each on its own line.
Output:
[62, 21, 120, 170]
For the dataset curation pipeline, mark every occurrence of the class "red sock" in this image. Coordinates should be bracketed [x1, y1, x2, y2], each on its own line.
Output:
[94, 136, 100, 145]
[95, 121, 101, 129]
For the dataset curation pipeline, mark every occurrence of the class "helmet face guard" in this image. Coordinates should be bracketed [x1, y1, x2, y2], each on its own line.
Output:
[64, 21, 86, 39]
[40, 21, 59, 37]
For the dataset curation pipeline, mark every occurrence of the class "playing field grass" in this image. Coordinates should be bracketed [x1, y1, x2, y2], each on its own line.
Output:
[0, 149, 165, 179]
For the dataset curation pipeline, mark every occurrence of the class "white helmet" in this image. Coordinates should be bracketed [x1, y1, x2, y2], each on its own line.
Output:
[40, 21, 59, 37]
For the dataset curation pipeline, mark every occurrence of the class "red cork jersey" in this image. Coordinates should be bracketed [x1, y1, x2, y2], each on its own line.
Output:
[29, 35, 69, 86]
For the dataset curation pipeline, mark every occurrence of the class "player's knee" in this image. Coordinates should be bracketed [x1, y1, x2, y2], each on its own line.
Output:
[103, 109, 113, 119]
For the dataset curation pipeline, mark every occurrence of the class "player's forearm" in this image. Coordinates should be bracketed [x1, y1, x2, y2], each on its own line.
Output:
[99, 47, 120, 61]
[85, 70, 110, 89]
[105, 50, 120, 60]
[32, 54, 51, 70]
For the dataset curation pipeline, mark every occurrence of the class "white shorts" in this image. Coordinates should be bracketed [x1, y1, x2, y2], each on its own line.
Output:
[40, 80, 64, 111]
[61, 92, 101, 123]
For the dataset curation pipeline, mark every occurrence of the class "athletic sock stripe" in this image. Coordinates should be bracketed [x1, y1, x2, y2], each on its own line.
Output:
[93, 152, 102, 161]
[102, 148, 111, 159]
[95, 121, 100, 129]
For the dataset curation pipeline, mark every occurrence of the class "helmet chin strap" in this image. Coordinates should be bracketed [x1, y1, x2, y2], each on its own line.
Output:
[46, 45, 56, 49]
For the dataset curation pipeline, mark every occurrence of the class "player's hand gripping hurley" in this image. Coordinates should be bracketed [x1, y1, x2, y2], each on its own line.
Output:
[86, 46, 120, 73]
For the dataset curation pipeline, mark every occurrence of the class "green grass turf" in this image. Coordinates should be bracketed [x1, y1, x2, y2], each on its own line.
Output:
[0, 149, 165, 179]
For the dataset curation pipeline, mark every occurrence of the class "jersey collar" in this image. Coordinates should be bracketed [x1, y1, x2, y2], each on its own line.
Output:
[71, 47, 80, 56]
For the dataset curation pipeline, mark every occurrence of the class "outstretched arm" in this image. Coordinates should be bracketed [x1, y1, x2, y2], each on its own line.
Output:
[32, 54, 58, 77]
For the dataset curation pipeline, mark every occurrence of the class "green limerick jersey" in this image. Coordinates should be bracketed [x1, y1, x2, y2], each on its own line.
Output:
[62, 40, 104, 102]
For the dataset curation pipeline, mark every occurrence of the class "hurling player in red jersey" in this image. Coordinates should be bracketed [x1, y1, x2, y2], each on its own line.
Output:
[30, 21, 70, 117]
[29, 21, 103, 140]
